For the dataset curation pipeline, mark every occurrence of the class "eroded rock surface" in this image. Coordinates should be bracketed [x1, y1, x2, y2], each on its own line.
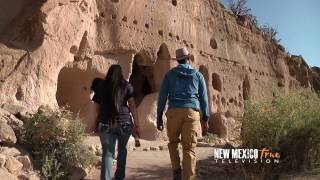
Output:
[0, 0, 318, 140]
[0, 122, 17, 145]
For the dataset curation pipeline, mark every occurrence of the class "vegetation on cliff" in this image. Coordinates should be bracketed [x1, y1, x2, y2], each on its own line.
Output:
[229, 0, 283, 50]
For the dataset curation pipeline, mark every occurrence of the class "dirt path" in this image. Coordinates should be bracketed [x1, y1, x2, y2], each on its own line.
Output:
[83, 136, 320, 180]
[84, 138, 214, 180]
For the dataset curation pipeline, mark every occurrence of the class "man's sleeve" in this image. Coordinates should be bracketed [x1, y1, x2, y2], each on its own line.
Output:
[198, 73, 210, 121]
[157, 73, 170, 122]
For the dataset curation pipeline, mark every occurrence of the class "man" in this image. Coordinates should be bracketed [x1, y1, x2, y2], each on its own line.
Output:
[157, 47, 209, 180]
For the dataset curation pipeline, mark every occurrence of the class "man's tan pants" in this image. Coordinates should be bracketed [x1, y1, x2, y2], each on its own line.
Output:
[166, 108, 200, 180]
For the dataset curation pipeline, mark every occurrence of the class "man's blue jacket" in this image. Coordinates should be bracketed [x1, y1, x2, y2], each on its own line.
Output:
[157, 64, 210, 123]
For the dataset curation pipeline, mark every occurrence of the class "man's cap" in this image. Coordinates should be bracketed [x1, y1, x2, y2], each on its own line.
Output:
[172, 47, 191, 60]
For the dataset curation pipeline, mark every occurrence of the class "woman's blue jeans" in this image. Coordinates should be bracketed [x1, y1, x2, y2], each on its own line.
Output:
[99, 125, 132, 180]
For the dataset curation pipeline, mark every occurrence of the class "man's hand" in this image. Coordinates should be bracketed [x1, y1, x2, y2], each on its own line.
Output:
[157, 118, 164, 131]
[134, 125, 141, 137]
[201, 120, 209, 136]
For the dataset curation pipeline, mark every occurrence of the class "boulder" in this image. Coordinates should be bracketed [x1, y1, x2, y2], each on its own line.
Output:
[0, 154, 6, 168]
[150, 146, 159, 151]
[0, 116, 7, 124]
[0, 109, 9, 124]
[18, 172, 40, 180]
[5, 157, 23, 174]
[137, 93, 167, 140]
[0, 108, 10, 117]
[16, 155, 32, 171]
[0, 168, 17, 180]
[159, 145, 168, 151]
[1, 104, 26, 116]
[96, 146, 102, 156]
[0, 147, 21, 157]
[143, 147, 150, 151]
[211, 112, 241, 141]
[68, 167, 88, 180]
[0, 109, 23, 140]
[0, 122, 17, 144]
[7, 115, 24, 141]
[8, 114, 23, 128]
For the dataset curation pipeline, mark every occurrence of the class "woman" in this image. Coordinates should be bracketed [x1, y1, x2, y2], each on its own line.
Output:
[95, 65, 140, 180]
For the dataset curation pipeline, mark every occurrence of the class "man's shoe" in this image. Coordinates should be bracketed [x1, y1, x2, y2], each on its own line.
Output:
[173, 168, 182, 180]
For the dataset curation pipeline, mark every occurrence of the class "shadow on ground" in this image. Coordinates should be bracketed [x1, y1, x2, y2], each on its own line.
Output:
[196, 155, 246, 180]
[126, 165, 172, 180]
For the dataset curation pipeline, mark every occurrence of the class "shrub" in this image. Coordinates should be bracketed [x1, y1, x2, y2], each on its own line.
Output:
[241, 91, 320, 171]
[229, 0, 251, 17]
[203, 133, 218, 144]
[260, 24, 281, 44]
[229, 0, 258, 27]
[23, 106, 97, 179]
[41, 153, 64, 180]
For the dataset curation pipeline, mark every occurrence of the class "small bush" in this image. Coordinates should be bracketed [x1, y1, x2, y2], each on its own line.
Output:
[23, 106, 97, 179]
[229, 0, 258, 27]
[229, 0, 251, 17]
[41, 153, 64, 180]
[260, 24, 281, 44]
[203, 133, 218, 144]
[242, 91, 320, 171]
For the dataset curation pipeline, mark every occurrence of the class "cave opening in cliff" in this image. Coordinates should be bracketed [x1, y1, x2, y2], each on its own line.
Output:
[172, 0, 177, 6]
[129, 54, 155, 106]
[212, 73, 222, 92]
[210, 37, 218, 49]
[129, 44, 172, 107]
[56, 65, 104, 131]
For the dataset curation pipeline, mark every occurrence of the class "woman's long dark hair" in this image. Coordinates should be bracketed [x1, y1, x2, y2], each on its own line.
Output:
[103, 65, 126, 121]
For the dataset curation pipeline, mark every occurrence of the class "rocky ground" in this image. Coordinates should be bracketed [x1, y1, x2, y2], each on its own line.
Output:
[0, 108, 40, 180]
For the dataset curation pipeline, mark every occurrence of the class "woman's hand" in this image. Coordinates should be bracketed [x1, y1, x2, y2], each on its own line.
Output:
[133, 125, 141, 147]
[128, 97, 142, 136]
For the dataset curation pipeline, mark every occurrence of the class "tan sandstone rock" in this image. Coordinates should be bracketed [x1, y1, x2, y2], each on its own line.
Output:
[18, 172, 40, 180]
[0, 122, 17, 144]
[2, 104, 26, 115]
[0, 154, 6, 168]
[137, 93, 169, 140]
[0, 108, 10, 117]
[0, 0, 319, 141]
[5, 156, 23, 174]
[68, 167, 88, 180]
[0, 168, 17, 180]
[0, 147, 21, 157]
[16, 155, 32, 171]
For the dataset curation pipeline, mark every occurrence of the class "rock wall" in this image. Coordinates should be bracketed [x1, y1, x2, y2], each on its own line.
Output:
[0, 0, 318, 140]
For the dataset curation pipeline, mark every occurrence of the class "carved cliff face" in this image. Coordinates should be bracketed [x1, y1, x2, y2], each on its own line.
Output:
[0, 0, 317, 139]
